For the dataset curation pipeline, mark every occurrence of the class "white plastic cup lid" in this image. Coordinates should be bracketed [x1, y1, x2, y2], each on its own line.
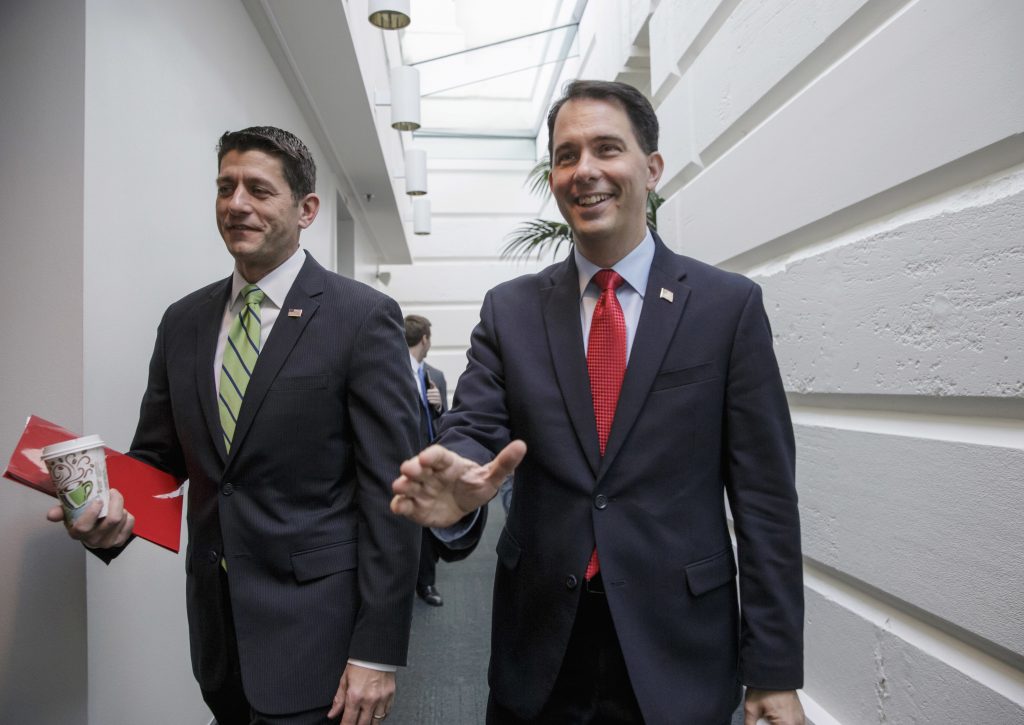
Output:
[41, 435, 106, 461]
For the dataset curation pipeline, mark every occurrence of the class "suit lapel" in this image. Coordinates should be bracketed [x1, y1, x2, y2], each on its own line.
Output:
[225, 254, 322, 469]
[196, 278, 232, 463]
[542, 256, 601, 477]
[600, 236, 690, 475]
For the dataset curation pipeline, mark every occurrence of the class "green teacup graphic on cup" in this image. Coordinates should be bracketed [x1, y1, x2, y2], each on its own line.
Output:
[41, 435, 110, 524]
[58, 478, 94, 510]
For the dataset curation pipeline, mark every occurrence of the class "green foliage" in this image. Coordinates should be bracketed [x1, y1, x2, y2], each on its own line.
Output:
[501, 219, 574, 261]
[501, 157, 664, 260]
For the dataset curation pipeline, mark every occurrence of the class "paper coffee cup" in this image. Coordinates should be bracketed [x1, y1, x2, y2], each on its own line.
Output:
[41, 435, 110, 523]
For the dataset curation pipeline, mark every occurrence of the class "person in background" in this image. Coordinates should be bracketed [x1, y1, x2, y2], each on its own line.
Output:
[404, 314, 448, 607]
[392, 81, 805, 725]
[49, 126, 420, 725]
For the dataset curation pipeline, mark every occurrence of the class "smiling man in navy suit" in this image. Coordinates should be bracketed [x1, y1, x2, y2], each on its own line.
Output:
[392, 81, 805, 725]
[51, 126, 420, 725]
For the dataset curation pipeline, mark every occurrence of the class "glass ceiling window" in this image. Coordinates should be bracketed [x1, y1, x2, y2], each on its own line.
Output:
[398, 0, 585, 138]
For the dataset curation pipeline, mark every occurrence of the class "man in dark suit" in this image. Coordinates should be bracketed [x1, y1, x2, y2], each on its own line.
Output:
[392, 81, 805, 724]
[404, 314, 448, 606]
[50, 126, 420, 725]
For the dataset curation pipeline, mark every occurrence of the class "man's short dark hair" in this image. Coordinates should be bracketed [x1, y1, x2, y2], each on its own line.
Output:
[546, 80, 659, 158]
[217, 126, 316, 201]
[404, 314, 432, 348]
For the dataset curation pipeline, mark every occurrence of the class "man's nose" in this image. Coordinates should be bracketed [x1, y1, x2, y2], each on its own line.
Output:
[573, 151, 599, 183]
[226, 186, 252, 213]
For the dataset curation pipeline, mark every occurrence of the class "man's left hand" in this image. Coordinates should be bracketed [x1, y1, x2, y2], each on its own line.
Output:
[328, 663, 395, 725]
[744, 689, 804, 725]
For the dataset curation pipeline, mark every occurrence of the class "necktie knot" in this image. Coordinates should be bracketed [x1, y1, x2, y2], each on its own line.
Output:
[241, 284, 265, 307]
[593, 269, 624, 293]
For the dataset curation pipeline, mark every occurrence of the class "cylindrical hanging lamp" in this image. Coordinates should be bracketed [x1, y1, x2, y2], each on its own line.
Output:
[389, 65, 421, 131]
[368, 0, 410, 29]
[404, 148, 427, 196]
[413, 197, 431, 235]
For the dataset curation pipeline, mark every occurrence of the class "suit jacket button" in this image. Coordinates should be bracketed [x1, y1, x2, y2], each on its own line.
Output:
[594, 494, 608, 510]
[222, 482, 234, 496]
[565, 575, 578, 590]
[207, 550, 219, 563]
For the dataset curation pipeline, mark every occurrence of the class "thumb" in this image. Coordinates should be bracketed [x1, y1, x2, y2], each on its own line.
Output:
[46, 505, 65, 523]
[485, 440, 527, 485]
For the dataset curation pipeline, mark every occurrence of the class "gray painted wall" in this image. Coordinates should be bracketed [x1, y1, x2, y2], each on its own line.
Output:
[0, 1, 88, 723]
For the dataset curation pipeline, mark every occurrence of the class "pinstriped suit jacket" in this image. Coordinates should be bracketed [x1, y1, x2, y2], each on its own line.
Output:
[124, 252, 421, 714]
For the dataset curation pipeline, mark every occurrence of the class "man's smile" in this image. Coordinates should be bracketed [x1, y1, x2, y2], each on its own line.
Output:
[576, 193, 613, 207]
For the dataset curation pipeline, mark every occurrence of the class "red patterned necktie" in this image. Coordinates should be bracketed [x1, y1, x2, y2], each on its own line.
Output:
[585, 269, 626, 580]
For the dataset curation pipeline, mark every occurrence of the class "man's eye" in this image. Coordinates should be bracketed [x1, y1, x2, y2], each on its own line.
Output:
[556, 153, 576, 165]
[217, 186, 231, 196]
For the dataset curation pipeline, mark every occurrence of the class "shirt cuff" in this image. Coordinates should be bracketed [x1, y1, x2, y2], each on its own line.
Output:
[431, 509, 480, 547]
[347, 659, 397, 673]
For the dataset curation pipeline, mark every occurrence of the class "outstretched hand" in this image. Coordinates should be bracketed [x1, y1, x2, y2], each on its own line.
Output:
[391, 440, 526, 528]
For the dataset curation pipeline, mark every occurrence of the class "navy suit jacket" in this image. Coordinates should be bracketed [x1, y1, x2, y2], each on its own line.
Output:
[437, 234, 803, 723]
[124, 253, 421, 714]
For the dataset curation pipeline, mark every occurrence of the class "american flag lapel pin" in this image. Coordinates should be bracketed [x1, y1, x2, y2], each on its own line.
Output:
[288, 308, 303, 318]
[659, 288, 674, 303]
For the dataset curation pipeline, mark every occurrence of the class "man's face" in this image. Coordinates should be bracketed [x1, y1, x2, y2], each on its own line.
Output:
[216, 149, 318, 281]
[549, 97, 663, 259]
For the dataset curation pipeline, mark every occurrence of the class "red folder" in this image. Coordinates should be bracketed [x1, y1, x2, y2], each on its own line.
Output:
[4, 415, 183, 553]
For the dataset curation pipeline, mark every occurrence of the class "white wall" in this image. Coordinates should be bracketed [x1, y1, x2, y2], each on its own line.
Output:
[0, 2, 89, 722]
[1, 1, 409, 723]
[643, 0, 1024, 722]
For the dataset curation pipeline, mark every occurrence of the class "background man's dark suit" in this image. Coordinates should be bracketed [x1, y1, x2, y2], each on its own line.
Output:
[125, 252, 421, 715]
[417, 362, 447, 446]
[416, 362, 448, 590]
[435, 234, 803, 723]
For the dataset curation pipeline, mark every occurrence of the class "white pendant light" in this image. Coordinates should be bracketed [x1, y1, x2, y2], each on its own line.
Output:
[368, 0, 410, 29]
[404, 148, 427, 196]
[389, 65, 421, 131]
[413, 197, 431, 235]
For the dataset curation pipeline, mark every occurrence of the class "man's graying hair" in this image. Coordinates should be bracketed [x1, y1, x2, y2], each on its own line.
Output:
[217, 126, 316, 201]
[546, 80, 660, 158]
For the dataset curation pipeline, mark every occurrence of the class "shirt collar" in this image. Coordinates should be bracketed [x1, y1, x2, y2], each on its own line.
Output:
[409, 352, 421, 373]
[229, 246, 306, 310]
[574, 229, 654, 299]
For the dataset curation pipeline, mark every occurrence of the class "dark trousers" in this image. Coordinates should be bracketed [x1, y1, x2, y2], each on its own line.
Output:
[486, 574, 645, 724]
[202, 571, 338, 725]
[417, 527, 437, 588]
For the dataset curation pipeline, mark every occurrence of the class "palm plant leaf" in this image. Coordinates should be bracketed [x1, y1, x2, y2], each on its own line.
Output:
[525, 158, 552, 197]
[501, 219, 573, 261]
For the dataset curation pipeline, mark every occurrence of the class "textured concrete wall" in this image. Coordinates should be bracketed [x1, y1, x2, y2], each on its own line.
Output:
[645, 0, 1024, 722]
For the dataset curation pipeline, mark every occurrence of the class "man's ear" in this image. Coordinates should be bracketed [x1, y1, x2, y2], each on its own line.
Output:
[646, 152, 665, 191]
[297, 193, 321, 229]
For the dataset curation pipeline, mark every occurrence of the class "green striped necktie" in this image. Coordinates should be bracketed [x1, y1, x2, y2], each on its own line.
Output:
[218, 284, 265, 452]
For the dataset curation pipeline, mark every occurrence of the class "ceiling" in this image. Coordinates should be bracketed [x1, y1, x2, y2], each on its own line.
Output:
[397, 0, 587, 138]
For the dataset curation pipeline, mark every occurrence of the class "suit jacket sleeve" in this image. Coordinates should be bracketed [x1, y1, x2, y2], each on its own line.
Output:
[434, 292, 511, 464]
[345, 295, 422, 664]
[723, 283, 803, 689]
